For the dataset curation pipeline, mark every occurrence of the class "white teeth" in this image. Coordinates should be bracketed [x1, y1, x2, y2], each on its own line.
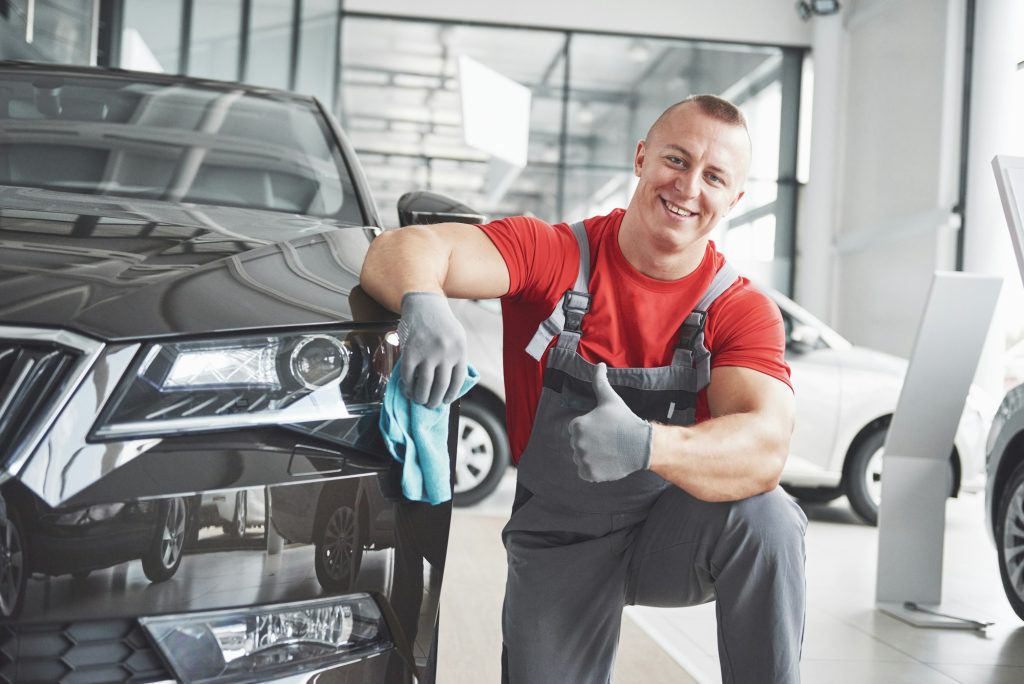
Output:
[663, 200, 695, 217]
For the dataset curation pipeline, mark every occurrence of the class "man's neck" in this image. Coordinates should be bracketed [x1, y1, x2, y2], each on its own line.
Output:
[617, 215, 708, 281]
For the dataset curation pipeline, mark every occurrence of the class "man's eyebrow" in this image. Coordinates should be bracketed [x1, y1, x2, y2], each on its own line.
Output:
[663, 144, 732, 179]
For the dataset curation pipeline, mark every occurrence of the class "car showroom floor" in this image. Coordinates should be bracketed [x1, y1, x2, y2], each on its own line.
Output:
[439, 470, 1024, 683]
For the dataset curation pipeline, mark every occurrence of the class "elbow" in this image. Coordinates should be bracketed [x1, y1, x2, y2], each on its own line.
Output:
[759, 438, 790, 493]
[359, 231, 394, 290]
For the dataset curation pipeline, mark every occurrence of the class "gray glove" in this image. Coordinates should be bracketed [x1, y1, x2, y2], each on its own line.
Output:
[398, 292, 468, 409]
[569, 363, 653, 482]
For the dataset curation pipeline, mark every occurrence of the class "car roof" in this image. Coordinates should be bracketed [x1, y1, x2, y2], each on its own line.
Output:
[0, 60, 316, 105]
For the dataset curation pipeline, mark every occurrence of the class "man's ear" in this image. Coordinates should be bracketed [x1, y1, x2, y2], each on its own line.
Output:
[633, 140, 646, 177]
[728, 189, 745, 213]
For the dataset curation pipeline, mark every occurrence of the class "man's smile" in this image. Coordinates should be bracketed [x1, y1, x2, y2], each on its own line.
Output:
[661, 197, 698, 219]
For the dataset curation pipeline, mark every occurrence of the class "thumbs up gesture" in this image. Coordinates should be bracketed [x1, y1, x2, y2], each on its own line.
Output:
[568, 363, 653, 482]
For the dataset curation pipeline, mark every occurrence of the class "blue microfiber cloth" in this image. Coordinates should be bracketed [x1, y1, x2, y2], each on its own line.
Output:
[380, 359, 479, 505]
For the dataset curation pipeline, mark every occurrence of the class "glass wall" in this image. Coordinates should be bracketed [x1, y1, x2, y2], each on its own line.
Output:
[188, 0, 242, 81]
[0, 0, 96, 63]
[121, 0, 182, 73]
[245, 0, 293, 89]
[340, 18, 567, 225]
[111, 4, 804, 292]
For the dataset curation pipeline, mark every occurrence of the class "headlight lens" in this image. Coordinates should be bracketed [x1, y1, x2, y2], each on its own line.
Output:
[139, 593, 391, 683]
[92, 327, 398, 439]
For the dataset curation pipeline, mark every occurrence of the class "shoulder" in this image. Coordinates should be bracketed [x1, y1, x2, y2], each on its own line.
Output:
[706, 272, 791, 388]
[709, 276, 783, 334]
[477, 215, 577, 302]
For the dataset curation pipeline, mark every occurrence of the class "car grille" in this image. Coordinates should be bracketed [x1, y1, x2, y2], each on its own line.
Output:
[0, 620, 172, 683]
[0, 340, 80, 467]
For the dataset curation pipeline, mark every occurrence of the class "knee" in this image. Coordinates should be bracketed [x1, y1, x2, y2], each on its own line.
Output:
[726, 487, 807, 554]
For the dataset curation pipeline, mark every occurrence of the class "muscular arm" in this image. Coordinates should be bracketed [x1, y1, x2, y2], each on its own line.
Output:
[360, 222, 511, 311]
[648, 366, 794, 502]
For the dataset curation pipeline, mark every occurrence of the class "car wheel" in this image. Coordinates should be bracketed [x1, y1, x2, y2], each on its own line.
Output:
[782, 485, 843, 504]
[453, 399, 510, 507]
[0, 502, 27, 618]
[314, 504, 363, 592]
[845, 428, 889, 525]
[142, 497, 188, 583]
[997, 460, 1024, 621]
[224, 491, 247, 538]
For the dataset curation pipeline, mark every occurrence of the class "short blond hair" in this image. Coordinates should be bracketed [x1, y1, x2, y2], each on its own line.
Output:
[646, 94, 748, 140]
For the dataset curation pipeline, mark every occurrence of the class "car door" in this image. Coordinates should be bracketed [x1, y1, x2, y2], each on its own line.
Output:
[782, 309, 845, 487]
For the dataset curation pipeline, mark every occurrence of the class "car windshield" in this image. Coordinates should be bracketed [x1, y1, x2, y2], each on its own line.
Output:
[0, 70, 362, 221]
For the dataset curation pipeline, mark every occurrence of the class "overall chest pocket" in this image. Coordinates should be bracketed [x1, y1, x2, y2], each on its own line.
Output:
[559, 374, 598, 413]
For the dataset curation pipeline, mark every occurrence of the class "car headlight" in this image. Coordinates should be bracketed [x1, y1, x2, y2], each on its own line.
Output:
[139, 593, 391, 683]
[92, 328, 398, 439]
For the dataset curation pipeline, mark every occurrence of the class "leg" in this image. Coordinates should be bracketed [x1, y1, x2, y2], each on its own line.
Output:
[501, 491, 632, 684]
[627, 486, 807, 684]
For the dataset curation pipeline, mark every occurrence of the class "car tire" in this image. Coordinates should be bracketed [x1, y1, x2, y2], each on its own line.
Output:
[142, 497, 188, 583]
[453, 399, 510, 507]
[314, 503, 363, 592]
[996, 459, 1024, 621]
[782, 485, 843, 504]
[0, 500, 27, 619]
[224, 491, 247, 538]
[845, 428, 888, 526]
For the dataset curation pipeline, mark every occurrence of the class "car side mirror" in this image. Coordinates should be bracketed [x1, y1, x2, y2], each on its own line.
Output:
[788, 324, 822, 353]
[397, 190, 486, 227]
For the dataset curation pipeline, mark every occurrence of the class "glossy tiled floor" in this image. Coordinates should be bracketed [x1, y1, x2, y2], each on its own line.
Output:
[447, 470, 1024, 684]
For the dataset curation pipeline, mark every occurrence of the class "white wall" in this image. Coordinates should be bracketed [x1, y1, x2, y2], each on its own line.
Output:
[792, 0, 968, 359]
[344, 0, 811, 47]
[833, 0, 965, 357]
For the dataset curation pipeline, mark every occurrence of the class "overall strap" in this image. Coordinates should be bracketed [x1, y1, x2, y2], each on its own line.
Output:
[524, 221, 591, 360]
[672, 261, 740, 368]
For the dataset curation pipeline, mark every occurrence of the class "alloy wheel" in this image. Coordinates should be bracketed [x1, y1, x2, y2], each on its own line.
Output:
[455, 414, 496, 494]
[321, 506, 357, 580]
[864, 446, 885, 508]
[1002, 478, 1024, 604]
[160, 498, 187, 569]
[0, 512, 24, 617]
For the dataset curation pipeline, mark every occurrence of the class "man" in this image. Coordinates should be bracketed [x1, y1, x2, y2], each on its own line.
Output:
[361, 95, 807, 684]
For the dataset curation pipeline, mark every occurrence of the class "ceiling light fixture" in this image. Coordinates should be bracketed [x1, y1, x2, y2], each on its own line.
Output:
[576, 104, 595, 125]
[796, 0, 840, 20]
[627, 40, 651, 63]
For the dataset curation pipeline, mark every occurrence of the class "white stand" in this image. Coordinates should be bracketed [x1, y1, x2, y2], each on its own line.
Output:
[875, 272, 1002, 631]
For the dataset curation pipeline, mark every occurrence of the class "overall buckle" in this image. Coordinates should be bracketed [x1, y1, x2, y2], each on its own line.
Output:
[562, 290, 591, 332]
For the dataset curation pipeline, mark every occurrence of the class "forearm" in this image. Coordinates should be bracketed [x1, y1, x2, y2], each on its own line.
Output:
[360, 227, 451, 312]
[649, 412, 791, 502]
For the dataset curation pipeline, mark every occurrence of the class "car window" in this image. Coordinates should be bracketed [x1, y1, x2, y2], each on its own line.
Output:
[778, 304, 828, 353]
[0, 71, 363, 222]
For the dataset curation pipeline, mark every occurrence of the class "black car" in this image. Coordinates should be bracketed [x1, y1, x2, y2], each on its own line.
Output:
[0, 61, 466, 683]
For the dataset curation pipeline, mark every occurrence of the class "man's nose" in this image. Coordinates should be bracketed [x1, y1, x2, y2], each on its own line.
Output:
[675, 169, 700, 199]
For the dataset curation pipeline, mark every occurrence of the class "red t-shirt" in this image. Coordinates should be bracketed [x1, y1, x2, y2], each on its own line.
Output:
[477, 209, 791, 464]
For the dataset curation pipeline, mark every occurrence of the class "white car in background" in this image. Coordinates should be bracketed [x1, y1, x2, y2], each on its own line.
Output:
[773, 290, 992, 524]
[451, 291, 993, 525]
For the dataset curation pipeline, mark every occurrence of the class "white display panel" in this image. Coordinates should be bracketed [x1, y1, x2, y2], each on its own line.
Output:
[875, 272, 1002, 628]
[993, 155, 1024, 290]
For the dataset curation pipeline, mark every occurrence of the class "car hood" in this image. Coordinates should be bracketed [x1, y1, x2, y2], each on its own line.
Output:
[833, 345, 908, 377]
[0, 186, 390, 340]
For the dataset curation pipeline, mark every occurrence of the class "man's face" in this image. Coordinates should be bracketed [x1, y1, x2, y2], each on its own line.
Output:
[629, 104, 749, 254]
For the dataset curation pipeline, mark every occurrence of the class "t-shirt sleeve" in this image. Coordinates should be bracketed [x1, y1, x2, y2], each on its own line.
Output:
[706, 281, 793, 391]
[476, 216, 578, 304]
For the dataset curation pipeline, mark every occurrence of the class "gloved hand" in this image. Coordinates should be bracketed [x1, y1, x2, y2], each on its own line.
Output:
[398, 292, 468, 409]
[569, 363, 653, 482]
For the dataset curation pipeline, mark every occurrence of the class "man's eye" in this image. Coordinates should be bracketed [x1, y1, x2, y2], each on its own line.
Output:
[667, 156, 684, 165]
[707, 173, 723, 184]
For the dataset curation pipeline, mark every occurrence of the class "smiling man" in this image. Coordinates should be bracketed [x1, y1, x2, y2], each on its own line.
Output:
[361, 95, 807, 684]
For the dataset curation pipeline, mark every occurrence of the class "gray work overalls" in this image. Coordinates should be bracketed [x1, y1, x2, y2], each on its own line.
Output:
[501, 221, 807, 684]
